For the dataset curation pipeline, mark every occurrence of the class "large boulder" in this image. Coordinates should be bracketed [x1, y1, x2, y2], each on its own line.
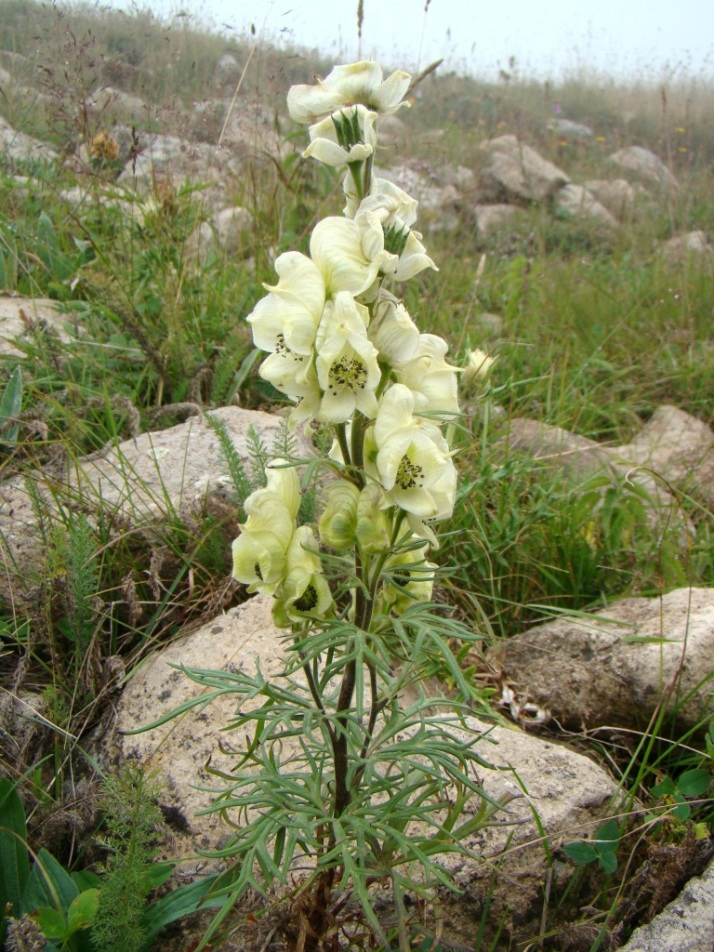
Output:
[477, 134, 570, 204]
[607, 145, 677, 190]
[555, 183, 619, 229]
[618, 857, 714, 952]
[0, 406, 306, 600]
[658, 231, 714, 269]
[186, 205, 254, 264]
[498, 417, 690, 542]
[0, 116, 58, 166]
[585, 178, 638, 221]
[616, 405, 714, 508]
[488, 587, 714, 733]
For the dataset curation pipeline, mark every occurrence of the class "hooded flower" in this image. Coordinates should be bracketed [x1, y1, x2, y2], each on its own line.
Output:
[310, 217, 389, 297]
[462, 348, 498, 389]
[314, 292, 381, 422]
[231, 463, 300, 594]
[394, 334, 460, 416]
[287, 61, 411, 125]
[373, 384, 457, 534]
[350, 178, 437, 282]
[368, 294, 420, 365]
[248, 251, 325, 355]
[319, 480, 360, 550]
[304, 104, 378, 168]
[272, 526, 334, 627]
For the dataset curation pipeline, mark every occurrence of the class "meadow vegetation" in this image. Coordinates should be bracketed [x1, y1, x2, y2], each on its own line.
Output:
[1, 1, 713, 949]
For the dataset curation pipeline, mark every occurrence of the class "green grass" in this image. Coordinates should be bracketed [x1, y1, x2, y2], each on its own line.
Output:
[0, 1, 713, 948]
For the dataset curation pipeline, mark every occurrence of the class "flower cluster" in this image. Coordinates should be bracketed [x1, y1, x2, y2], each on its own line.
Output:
[233, 61, 474, 627]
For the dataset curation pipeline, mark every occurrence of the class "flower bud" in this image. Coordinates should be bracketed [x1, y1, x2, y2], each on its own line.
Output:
[318, 480, 360, 550]
[356, 483, 392, 553]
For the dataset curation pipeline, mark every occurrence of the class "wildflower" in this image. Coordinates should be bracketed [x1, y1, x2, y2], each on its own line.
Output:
[248, 252, 325, 402]
[287, 61, 411, 125]
[304, 104, 378, 168]
[231, 463, 300, 594]
[314, 292, 381, 422]
[91, 131, 119, 163]
[319, 480, 360, 550]
[310, 217, 388, 297]
[368, 294, 421, 365]
[382, 538, 436, 611]
[272, 526, 334, 626]
[350, 177, 437, 282]
[462, 348, 497, 388]
[373, 384, 456, 530]
[395, 334, 460, 416]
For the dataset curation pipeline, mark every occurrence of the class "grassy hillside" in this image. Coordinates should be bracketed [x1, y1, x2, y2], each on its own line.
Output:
[1, 3, 714, 948]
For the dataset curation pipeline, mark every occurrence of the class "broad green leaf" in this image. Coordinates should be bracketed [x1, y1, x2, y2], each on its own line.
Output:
[66, 889, 100, 933]
[652, 777, 676, 797]
[35, 906, 67, 939]
[598, 848, 619, 875]
[677, 769, 710, 798]
[562, 841, 598, 865]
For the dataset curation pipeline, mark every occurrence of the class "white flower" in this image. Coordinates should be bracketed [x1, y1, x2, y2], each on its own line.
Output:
[368, 294, 420, 365]
[287, 61, 411, 125]
[344, 174, 418, 223]
[315, 292, 381, 422]
[395, 334, 460, 416]
[272, 526, 334, 626]
[373, 384, 456, 528]
[248, 251, 325, 356]
[310, 217, 389, 297]
[304, 105, 377, 168]
[463, 348, 498, 387]
[231, 462, 301, 595]
[350, 179, 437, 282]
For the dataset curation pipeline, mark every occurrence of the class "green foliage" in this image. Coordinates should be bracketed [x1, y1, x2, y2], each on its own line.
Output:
[139, 605, 498, 950]
[90, 767, 164, 952]
[651, 768, 711, 822]
[563, 819, 621, 874]
[0, 775, 221, 952]
[0, 365, 22, 452]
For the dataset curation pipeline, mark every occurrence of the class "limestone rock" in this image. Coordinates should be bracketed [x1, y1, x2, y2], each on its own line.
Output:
[608, 145, 677, 189]
[379, 163, 463, 232]
[489, 587, 714, 733]
[618, 857, 714, 952]
[549, 118, 594, 140]
[472, 203, 529, 239]
[555, 183, 619, 228]
[117, 132, 243, 195]
[0, 296, 77, 357]
[477, 135, 570, 203]
[499, 417, 689, 542]
[659, 231, 714, 268]
[616, 405, 714, 507]
[86, 86, 149, 125]
[187, 206, 254, 263]
[585, 178, 638, 221]
[0, 407, 307, 599]
[0, 116, 58, 166]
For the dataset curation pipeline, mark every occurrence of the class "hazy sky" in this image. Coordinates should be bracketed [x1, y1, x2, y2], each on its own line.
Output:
[114, 0, 713, 80]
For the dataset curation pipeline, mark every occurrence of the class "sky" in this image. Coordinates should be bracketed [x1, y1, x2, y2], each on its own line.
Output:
[110, 0, 714, 81]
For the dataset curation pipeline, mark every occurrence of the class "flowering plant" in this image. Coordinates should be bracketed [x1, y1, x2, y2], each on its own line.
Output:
[170, 61, 498, 950]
